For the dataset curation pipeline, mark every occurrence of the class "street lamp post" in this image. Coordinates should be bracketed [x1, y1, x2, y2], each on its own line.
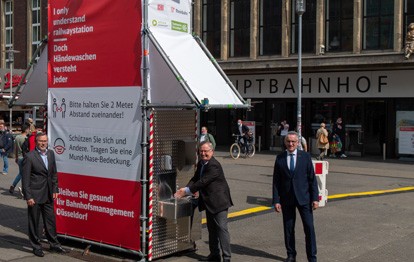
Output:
[3, 47, 20, 131]
[296, 0, 305, 144]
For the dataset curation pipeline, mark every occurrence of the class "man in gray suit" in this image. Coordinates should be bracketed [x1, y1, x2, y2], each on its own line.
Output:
[22, 132, 67, 257]
[175, 141, 233, 262]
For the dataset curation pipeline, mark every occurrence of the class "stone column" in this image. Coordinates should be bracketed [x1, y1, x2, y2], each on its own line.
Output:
[192, 0, 202, 37]
[250, 0, 258, 59]
[394, 0, 403, 52]
[316, 0, 325, 55]
[281, 0, 291, 57]
[353, 0, 362, 54]
[221, 0, 229, 61]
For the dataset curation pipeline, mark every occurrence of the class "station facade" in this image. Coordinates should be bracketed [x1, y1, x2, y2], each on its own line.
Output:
[0, 0, 47, 129]
[192, 0, 414, 158]
[2, 0, 414, 158]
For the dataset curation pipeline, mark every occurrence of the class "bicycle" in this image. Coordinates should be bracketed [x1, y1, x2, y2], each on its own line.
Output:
[230, 134, 255, 159]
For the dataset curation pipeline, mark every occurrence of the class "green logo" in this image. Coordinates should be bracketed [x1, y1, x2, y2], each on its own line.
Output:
[171, 20, 188, 33]
[152, 20, 158, 26]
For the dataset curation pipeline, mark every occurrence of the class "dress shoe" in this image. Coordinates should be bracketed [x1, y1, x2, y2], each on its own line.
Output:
[50, 246, 68, 254]
[9, 185, 14, 194]
[33, 248, 44, 257]
[199, 254, 221, 261]
[284, 256, 296, 262]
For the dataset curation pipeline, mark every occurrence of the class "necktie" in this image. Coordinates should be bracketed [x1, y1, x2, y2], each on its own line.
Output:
[289, 153, 295, 173]
[199, 163, 205, 178]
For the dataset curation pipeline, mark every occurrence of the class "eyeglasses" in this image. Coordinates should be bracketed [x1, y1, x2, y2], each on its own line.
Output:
[199, 149, 212, 153]
[286, 140, 298, 144]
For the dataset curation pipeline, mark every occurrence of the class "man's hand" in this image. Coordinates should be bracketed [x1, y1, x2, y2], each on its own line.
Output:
[312, 201, 319, 210]
[274, 203, 282, 213]
[53, 193, 59, 200]
[27, 199, 35, 207]
[174, 188, 186, 199]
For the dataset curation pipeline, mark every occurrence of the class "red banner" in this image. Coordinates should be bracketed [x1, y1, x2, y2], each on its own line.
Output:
[48, 0, 142, 88]
[48, 0, 143, 251]
[56, 173, 141, 250]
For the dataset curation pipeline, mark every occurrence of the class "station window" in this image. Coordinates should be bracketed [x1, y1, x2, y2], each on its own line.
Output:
[4, 0, 13, 68]
[311, 100, 337, 135]
[31, 0, 41, 58]
[363, 0, 394, 50]
[325, 0, 353, 52]
[259, 0, 282, 56]
[202, 0, 221, 58]
[229, 0, 250, 57]
[291, 0, 316, 54]
[403, 0, 414, 43]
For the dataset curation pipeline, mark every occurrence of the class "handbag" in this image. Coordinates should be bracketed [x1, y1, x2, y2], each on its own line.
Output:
[318, 133, 329, 144]
[335, 136, 343, 150]
[330, 140, 337, 153]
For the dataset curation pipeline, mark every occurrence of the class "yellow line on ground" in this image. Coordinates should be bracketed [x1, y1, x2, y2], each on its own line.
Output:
[201, 206, 271, 224]
[227, 206, 271, 218]
[327, 186, 414, 199]
[201, 186, 414, 224]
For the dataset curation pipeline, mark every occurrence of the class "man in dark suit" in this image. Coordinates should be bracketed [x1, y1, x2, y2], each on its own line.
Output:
[175, 141, 233, 262]
[22, 132, 67, 257]
[272, 131, 319, 262]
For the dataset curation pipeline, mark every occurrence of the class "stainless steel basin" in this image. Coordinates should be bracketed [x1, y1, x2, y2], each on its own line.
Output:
[158, 198, 193, 220]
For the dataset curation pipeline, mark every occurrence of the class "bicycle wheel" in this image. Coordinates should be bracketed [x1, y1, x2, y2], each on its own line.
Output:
[246, 144, 255, 158]
[230, 143, 241, 159]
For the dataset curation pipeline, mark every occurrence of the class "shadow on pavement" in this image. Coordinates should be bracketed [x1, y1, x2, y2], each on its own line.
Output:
[231, 243, 285, 261]
[0, 203, 27, 235]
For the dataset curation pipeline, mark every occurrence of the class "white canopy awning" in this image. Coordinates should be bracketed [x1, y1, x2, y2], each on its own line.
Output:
[148, 28, 246, 109]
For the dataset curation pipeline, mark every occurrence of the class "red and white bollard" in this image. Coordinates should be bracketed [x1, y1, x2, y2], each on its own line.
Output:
[312, 160, 329, 207]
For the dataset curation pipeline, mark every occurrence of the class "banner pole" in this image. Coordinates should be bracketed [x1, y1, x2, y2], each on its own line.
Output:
[141, 0, 149, 261]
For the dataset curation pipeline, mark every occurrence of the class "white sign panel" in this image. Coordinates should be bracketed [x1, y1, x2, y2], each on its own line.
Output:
[398, 126, 414, 154]
[229, 70, 414, 98]
[48, 87, 142, 181]
[396, 111, 414, 139]
[148, 0, 191, 33]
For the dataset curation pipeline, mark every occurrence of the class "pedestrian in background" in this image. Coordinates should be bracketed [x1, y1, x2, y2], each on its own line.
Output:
[22, 132, 67, 257]
[0, 120, 13, 175]
[27, 123, 39, 152]
[199, 126, 216, 149]
[9, 124, 29, 196]
[272, 131, 319, 262]
[279, 120, 289, 151]
[332, 117, 347, 158]
[26, 118, 35, 132]
[295, 128, 307, 152]
[236, 119, 250, 153]
[175, 141, 233, 262]
[316, 123, 329, 160]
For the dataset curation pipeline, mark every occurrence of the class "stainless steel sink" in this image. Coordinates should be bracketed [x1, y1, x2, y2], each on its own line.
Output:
[157, 198, 193, 220]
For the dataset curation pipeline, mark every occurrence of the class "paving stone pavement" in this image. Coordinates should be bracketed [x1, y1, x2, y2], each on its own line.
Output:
[1, 150, 413, 262]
